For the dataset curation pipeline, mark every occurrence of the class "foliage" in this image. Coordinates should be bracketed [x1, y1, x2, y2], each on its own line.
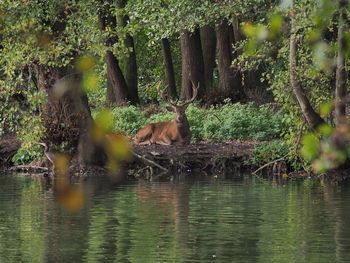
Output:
[12, 115, 45, 165]
[107, 102, 285, 142]
[300, 102, 350, 174]
[250, 140, 289, 166]
[110, 106, 147, 135]
[236, 0, 350, 172]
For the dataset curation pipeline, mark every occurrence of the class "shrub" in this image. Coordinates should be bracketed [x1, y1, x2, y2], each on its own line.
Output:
[250, 140, 289, 166]
[108, 102, 285, 142]
[111, 106, 147, 135]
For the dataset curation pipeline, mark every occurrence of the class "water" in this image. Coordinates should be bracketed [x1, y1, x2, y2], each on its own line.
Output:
[0, 173, 350, 263]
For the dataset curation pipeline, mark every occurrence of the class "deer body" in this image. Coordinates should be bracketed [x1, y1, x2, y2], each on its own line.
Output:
[133, 82, 198, 146]
[134, 117, 191, 146]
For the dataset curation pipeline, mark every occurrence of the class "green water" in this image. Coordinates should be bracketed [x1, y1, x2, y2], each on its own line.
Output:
[0, 173, 349, 263]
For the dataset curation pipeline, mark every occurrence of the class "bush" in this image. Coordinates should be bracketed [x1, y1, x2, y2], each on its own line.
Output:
[111, 106, 147, 135]
[12, 114, 45, 165]
[201, 102, 284, 141]
[250, 140, 289, 166]
[108, 102, 286, 142]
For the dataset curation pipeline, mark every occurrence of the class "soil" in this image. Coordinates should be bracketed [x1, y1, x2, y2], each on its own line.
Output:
[127, 141, 255, 177]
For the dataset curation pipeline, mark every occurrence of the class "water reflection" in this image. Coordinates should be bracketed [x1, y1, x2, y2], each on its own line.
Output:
[0, 174, 349, 263]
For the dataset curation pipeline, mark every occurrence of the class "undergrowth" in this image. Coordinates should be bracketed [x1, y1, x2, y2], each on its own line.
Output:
[109, 102, 285, 141]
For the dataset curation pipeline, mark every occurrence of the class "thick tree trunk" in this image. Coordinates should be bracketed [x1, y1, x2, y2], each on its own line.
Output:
[180, 29, 206, 100]
[34, 65, 105, 166]
[335, 0, 347, 126]
[106, 77, 115, 105]
[98, 1, 128, 106]
[200, 25, 216, 90]
[289, 1, 324, 130]
[106, 50, 128, 106]
[116, 0, 139, 104]
[161, 38, 177, 99]
[216, 20, 244, 99]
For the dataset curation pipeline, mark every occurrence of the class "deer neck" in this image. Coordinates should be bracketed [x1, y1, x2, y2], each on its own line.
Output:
[176, 116, 190, 137]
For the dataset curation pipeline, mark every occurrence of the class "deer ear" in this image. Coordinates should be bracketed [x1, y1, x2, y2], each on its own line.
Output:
[166, 106, 174, 112]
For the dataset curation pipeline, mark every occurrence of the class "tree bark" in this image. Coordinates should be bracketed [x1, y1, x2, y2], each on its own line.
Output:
[98, 1, 128, 106]
[335, 0, 347, 126]
[200, 25, 216, 90]
[116, 0, 139, 104]
[289, 1, 324, 130]
[161, 38, 177, 99]
[34, 65, 105, 166]
[105, 50, 129, 106]
[216, 20, 244, 99]
[232, 16, 243, 44]
[180, 29, 206, 100]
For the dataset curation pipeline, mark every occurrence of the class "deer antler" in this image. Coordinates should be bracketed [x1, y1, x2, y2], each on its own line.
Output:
[181, 80, 199, 107]
[157, 84, 179, 107]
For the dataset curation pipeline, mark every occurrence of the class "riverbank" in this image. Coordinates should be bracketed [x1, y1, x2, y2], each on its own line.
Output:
[127, 141, 255, 178]
[1, 134, 255, 175]
[2, 134, 349, 181]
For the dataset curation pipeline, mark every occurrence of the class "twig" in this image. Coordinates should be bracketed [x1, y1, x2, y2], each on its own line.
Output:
[9, 165, 49, 172]
[131, 150, 168, 172]
[252, 154, 288, 175]
[212, 113, 223, 123]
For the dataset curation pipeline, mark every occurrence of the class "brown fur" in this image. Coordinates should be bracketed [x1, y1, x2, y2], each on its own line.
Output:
[133, 106, 191, 146]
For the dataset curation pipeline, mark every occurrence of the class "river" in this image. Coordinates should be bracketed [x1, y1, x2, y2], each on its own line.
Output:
[0, 173, 349, 263]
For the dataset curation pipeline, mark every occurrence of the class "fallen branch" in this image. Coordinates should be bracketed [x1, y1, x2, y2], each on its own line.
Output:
[131, 150, 168, 172]
[9, 165, 49, 172]
[253, 121, 307, 176]
[252, 154, 288, 175]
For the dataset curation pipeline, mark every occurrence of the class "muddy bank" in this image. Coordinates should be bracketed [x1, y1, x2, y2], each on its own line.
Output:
[1, 134, 255, 176]
[126, 141, 255, 177]
[2, 134, 349, 182]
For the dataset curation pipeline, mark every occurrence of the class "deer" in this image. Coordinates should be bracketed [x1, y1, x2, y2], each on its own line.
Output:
[133, 81, 199, 146]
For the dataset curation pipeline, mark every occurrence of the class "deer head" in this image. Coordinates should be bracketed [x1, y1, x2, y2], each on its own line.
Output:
[159, 81, 199, 127]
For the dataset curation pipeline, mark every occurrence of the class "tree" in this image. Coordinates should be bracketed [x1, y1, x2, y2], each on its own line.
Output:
[161, 38, 177, 99]
[200, 25, 216, 91]
[180, 29, 206, 100]
[289, 0, 324, 130]
[116, 0, 140, 104]
[216, 20, 245, 99]
[334, 0, 347, 126]
[98, 0, 128, 106]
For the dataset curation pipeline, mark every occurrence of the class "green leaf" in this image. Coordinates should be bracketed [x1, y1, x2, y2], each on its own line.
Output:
[318, 124, 333, 137]
[319, 102, 333, 118]
[300, 133, 320, 160]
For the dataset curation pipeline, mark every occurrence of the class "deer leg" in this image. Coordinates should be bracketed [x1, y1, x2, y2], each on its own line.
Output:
[156, 136, 172, 145]
[136, 140, 152, 145]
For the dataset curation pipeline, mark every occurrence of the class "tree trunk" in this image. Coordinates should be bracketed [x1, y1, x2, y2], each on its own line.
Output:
[98, 1, 128, 106]
[116, 0, 139, 104]
[232, 16, 243, 44]
[335, 0, 347, 126]
[161, 38, 177, 99]
[34, 65, 105, 166]
[216, 20, 244, 99]
[106, 77, 115, 105]
[200, 25, 216, 90]
[106, 50, 128, 106]
[289, 1, 324, 130]
[180, 29, 206, 100]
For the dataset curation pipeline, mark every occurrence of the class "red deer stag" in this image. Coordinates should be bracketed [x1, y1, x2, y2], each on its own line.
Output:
[133, 82, 199, 145]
